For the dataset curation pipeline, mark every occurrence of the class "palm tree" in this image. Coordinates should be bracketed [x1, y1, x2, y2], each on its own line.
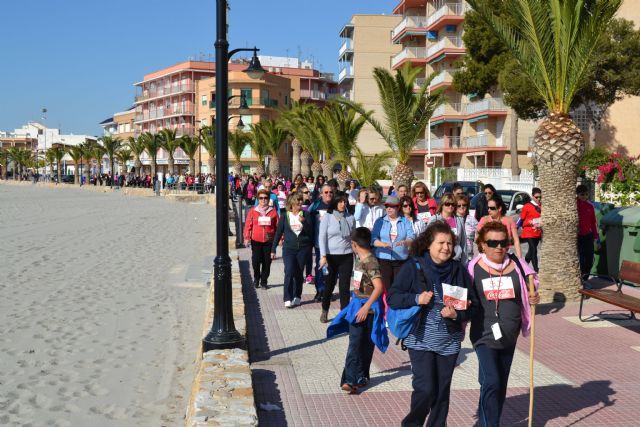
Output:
[66, 146, 83, 185]
[252, 120, 289, 177]
[350, 147, 394, 189]
[279, 103, 319, 177]
[466, 0, 622, 301]
[198, 125, 216, 175]
[127, 136, 145, 177]
[339, 64, 443, 188]
[7, 147, 31, 180]
[100, 136, 122, 187]
[79, 141, 97, 185]
[159, 128, 180, 175]
[179, 135, 199, 175]
[45, 148, 56, 180]
[228, 130, 252, 176]
[248, 125, 268, 176]
[139, 132, 162, 179]
[114, 148, 132, 176]
[49, 146, 66, 183]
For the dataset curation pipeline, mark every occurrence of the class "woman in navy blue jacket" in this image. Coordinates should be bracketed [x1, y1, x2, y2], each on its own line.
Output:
[387, 222, 474, 427]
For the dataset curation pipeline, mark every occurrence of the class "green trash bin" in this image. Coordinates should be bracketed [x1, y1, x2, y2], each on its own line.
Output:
[591, 202, 616, 276]
[601, 207, 640, 280]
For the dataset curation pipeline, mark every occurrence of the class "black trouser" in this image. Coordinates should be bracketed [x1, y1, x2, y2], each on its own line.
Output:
[524, 237, 541, 272]
[341, 312, 374, 387]
[578, 234, 595, 279]
[282, 246, 312, 302]
[379, 259, 406, 291]
[402, 349, 458, 427]
[251, 240, 273, 286]
[322, 253, 354, 311]
[475, 344, 516, 427]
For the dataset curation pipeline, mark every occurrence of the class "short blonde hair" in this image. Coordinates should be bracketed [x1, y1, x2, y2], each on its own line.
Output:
[285, 192, 303, 212]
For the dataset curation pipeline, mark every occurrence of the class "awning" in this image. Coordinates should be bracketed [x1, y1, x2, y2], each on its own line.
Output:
[431, 118, 464, 126]
[464, 151, 486, 157]
[467, 115, 489, 123]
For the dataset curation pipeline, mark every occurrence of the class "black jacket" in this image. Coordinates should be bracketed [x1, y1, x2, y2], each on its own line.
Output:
[271, 211, 314, 252]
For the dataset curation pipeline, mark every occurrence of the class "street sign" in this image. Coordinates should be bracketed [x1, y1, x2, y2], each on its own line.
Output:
[425, 157, 435, 167]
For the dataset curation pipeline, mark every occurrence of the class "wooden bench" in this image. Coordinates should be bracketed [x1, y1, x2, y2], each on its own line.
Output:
[578, 260, 640, 321]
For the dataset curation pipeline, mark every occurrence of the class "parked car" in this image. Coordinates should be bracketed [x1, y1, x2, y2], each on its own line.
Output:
[60, 175, 75, 184]
[433, 181, 483, 202]
[470, 190, 532, 222]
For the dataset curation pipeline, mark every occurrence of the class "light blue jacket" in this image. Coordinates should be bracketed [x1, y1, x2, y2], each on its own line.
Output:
[371, 216, 415, 261]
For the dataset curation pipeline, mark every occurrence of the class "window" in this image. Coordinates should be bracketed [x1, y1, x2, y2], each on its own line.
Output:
[201, 95, 207, 106]
[241, 88, 253, 106]
[284, 95, 289, 106]
[445, 25, 456, 33]
[427, 31, 438, 40]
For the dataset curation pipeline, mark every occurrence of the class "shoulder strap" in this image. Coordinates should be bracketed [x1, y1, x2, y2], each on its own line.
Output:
[508, 253, 527, 279]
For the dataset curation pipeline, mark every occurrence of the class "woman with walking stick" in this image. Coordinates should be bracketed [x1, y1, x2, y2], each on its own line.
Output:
[467, 222, 539, 427]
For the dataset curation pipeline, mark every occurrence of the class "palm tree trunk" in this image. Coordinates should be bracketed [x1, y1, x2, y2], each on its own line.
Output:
[322, 161, 332, 179]
[168, 156, 175, 175]
[189, 159, 196, 175]
[84, 164, 91, 186]
[311, 161, 322, 178]
[151, 158, 157, 179]
[74, 168, 79, 185]
[510, 114, 520, 178]
[534, 113, 585, 302]
[300, 151, 311, 176]
[208, 157, 215, 175]
[134, 158, 142, 177]
[292, 140, 301, 177]
[270, 157, 281, 177]
[57, 160, 62, 183]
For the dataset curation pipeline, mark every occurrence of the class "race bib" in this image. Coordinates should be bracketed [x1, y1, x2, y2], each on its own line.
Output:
[318, 209, 327, 219]
[442, 283, 468, 310]
[481, 276, 515, 301]
[349, 199, 356, 206]
[451, 227, 458, 236]
[352, 270, 363, 290]
[417, 212, 431, 223]
[258, 216, 271, 226]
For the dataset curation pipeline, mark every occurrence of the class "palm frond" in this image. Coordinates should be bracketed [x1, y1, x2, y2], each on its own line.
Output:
[349, 147, 393, 188]
[228, 130, 252, 162]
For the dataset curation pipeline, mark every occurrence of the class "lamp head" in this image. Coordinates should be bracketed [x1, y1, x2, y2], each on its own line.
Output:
[244, 48, 265, 79]
[236, 117, 245, 131]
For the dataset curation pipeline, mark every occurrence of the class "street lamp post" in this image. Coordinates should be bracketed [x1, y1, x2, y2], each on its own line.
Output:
[202, 0, 265, 352]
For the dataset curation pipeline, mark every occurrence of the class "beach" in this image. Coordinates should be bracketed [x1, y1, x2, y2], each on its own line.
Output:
[0, 184, 215, 426]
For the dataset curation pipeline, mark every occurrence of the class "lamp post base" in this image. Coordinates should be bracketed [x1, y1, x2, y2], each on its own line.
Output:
[202, 330, 246, 352]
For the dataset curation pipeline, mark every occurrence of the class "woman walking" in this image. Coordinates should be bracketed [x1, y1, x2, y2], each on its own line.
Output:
[520, 187, 542, 272]
[427, 193, 467, 263]
[318, 194, 356, 323]
[271, 193, 314, 308]
[467, 222, 539, 427]
[388, 222, 473, 427]
[456, 194, 478, 261]
[412, 182, 437, 224]
[477, 195, 522, 258]
[400, 195, 426, 237]
[244, 189, 279, 289]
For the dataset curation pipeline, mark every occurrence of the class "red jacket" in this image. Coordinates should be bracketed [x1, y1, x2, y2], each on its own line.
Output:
[520, 202, 542, 239]
[413, 196, 437, 216]
[244, 206, 279, 243]
[577, 198, 599, 239]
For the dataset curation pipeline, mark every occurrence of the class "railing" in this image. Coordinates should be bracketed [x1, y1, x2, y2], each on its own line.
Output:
[463, 134, 489, 148]
[462, 98, 507, 115]
[134, 83, 195, 102]
[300, 89, 329, 100]
[339, 66, 353, 81]
[134, 106, 195, 122]
[432, 102, 462, 117]
[429, 69, 457, 88]
[391, 46, 427, 68]
[427, 37, 463, 58]
[338, 40, 353, 57]
[427, 2, 467, 27]
[392, 15, 429, 39]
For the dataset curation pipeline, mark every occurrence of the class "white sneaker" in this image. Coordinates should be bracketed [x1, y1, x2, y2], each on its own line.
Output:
[284, 300, 292, 308]
[292, 297, 301, 307]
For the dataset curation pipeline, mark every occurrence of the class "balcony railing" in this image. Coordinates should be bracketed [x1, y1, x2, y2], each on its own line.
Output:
[462, 98, 507, 115]
[135, 106, 195, 122]
[427, 37, 463, 58]
[134, 83, 195, 102]
[300, 89, 330, 100]
[339, 40, 354, 57]
[339, 66, 354, 82]
[392, 16, 429, 40]
[463, 134, 489, 148]
[426, 2, 467, 28]
[429, 69, 457, 88]
[432, 102, 462, 117]
[391, 46, 427, 68]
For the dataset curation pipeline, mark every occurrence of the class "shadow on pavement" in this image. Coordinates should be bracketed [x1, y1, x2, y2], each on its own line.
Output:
[502, 380, 616, 426]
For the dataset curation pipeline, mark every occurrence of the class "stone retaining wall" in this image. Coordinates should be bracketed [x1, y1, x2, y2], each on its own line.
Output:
[185, 246, 257, 427]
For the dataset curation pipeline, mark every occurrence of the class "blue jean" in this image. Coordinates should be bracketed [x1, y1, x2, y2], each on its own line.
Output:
[314, 246, 325, 294]
[282, 246, 312, 302]
[475, 344, 516, 427]
[403, 349, 458, 427]
[341, 312, 375, 387]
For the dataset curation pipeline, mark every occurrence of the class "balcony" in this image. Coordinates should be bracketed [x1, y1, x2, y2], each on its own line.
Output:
[338, 40, 354, 60]
[300, 89, 330, 100]
[463, 134, 489, 148]
[392, 16, 429, 43]
[429, 69, 457, 89]
[134, 83, 195, 103]
[339, 66, 354, 83]
[426, 37, 464, 62]
[432, 102, 462, 118]
[135, 105, 195, 123]
[426, 2, 467, 31]
[462, 98, 508, 117]
[393, 0, 428, 15]
[391, 46, 428, 69]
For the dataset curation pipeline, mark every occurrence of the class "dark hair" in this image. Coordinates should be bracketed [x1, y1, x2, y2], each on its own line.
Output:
[576, 184, 588, 195]
[329, 194, 349, 212]
[326, 178, 339, 189]
[487, 194, 507, 216]
[399, 195, 416, 220]
[452, 182, 463, 192]
[410, 221, 456, 257]
[388, 185, 395, 195]
[351, 227, 372, 249]
[483, 183, 497, 193]
[531, 187, 541, 196]
[476, 221, 509, 253]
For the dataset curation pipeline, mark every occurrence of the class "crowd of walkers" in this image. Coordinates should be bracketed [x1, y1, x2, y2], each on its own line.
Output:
[241, 173, 602, 426]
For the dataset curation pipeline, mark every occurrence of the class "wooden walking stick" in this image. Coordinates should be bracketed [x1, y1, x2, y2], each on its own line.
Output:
[527, 275, 537, 427]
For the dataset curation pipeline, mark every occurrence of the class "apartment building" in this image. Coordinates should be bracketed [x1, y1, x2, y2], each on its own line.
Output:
[339, 14, 403, 155]
[99, 107, 136, 141]
[390, 0, 536, 178]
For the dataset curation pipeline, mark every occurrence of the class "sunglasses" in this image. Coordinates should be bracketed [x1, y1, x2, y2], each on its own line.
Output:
[484, 191, 493, 195]
[323, 191, 334, 194]
[486, 239, 509, 248]
[457, 204, 468, 208]
[443, 202, 455, 207]
[402, 204, 412, 208]
[533, 195, 541, 199]
[258, 197, 269, 200]
[488, 206, 498, 211]
[414, 191, 424, 195]
[302, 191, 310, 194]
[385, 204, 399, 208]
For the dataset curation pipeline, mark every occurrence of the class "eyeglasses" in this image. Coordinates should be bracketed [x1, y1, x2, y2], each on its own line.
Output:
[414, 191, 424, 195]
[323, 191, 334, 194]
[443, 202, 455, 207]
[302, 191, 310, 194]
[402, 204, 412, 208]
[457, 204, 468, 208]
[258, 197, 269, 200]
[485, 239, 509, 248]
[488, 206, 498, 211]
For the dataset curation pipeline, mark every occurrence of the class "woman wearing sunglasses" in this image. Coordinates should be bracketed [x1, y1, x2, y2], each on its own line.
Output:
[520, 188, 542, 272]
[412, 182, 437, 224]
[399, 195, 426, 237]
[477, 195, 522, 258]
[427, 193, 467, 263]
[455, 194, 478, 261]
[467, 222, 539, 427]
[244, 189, 279, 289]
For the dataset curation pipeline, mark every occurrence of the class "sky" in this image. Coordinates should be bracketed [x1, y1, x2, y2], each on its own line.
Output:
[0, 0, 392, 137]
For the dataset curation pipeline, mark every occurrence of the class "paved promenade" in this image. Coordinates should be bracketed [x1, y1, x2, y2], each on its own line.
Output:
[0, 184, 215, 426]
[241, 248, 640, 426]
